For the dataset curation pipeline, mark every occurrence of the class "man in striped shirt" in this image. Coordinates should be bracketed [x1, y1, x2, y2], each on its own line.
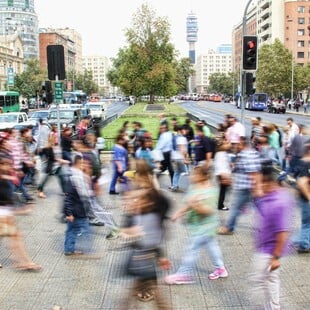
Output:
[218, 137, 262, 235]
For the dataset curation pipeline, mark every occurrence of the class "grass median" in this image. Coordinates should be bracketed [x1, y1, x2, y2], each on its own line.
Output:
[100, 102, 188, 150]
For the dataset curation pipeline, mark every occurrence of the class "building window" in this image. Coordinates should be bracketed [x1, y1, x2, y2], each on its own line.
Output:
[8, 0, 13, 6]
[298, 29, 305, 36]
[297, 52, 304, 59]
[297, 6, 305, 13]
[297, 40, 305, 47]
[298, 18, 305, 24]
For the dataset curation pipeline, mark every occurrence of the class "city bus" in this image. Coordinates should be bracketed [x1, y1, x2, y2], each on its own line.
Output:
[63, 91, 87, 104]
[0, 91, 20, 113]
[245, 92, 268, 111]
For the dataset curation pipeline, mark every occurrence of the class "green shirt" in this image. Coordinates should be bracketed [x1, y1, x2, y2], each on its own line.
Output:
[183, 186, 218, 236]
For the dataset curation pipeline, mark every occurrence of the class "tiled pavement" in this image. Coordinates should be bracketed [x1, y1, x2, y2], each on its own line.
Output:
[0, 155, 309, 310]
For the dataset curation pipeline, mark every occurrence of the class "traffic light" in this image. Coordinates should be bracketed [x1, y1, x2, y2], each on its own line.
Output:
[242, 36, 258, 70]
[245, 72, 256, 95]
[47, 45, 66, 80]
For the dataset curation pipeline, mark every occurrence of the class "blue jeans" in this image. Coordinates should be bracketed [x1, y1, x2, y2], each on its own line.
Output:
[64, 217, 92, 253]
[226, 189, 252, 232]
[109, 163, 127, 192]
[299, 199, 310, 250]
[172, 159, 186, 189]
[176, 234, 225, 276]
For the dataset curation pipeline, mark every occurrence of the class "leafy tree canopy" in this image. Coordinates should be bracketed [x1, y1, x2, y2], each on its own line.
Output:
[107, 3, 191, 103]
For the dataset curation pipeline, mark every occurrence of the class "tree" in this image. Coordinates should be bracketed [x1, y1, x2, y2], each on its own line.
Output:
[13, 59, 46, 100]
[67, 69, 98, 95]
[208, 72, 236, 95]
[294, 63, 310, 98]
[175, 57, 194, 94]
[256, 39, 292, 97]
[107, 3, 178, 103]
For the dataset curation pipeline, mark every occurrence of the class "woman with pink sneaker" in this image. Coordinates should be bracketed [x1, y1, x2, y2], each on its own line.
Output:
[165, 165, 228, 284]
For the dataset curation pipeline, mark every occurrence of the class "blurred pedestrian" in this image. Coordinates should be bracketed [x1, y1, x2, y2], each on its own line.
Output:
[170, 125, 189, 191]
[61, 127, 73, 163]
[109, 134, 129, 195]
[165, 165, 228, 284]
[120, 159, 172, 309]
[250, 164, 294, 309]
[295, 143, 310, 254]
[218, 137, 261, 235]
[37, 135, 69, 198]
[213, 140, 232, 210]
[154, 124, 174, 188]
[64, 155, 93, 256]
[0, 156, 41, 271]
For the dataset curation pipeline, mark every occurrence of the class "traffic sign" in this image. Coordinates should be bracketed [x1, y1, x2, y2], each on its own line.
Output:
[7, 67, 14, 86]
[54, 81, 63, 101]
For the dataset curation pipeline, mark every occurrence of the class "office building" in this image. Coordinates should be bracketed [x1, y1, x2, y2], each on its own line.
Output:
[195, 48, 232, 94]
[83, 55, 111, 96]
[0, 0, 39, 60]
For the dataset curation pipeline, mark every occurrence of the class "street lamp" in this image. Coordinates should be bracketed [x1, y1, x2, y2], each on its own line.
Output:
[4, 17, 12, 91]
[287, 19, 294, 102]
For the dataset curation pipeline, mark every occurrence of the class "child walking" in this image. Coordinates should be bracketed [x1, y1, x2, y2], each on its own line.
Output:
[165, 165, 228, 284]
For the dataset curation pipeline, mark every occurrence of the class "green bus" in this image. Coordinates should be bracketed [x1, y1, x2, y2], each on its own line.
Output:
[0, 91, 20, 113]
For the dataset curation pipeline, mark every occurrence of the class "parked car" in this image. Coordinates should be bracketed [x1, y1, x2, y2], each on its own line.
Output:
[0, 112, 29, 130]
[267, 100, 286, 114]
[48, 108, 82, 132]
[29, 110, 50, 123]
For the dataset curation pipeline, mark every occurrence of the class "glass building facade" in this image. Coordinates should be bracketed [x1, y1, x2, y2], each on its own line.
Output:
[0, 0, 38, 60]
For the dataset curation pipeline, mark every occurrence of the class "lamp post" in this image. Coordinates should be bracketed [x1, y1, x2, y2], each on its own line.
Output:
[4, 17, 12, 91]
[287, 19, 294, 102]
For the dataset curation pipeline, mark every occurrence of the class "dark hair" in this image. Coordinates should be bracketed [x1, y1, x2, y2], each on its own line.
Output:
[73, 154, 83, 165]
[261, 161, 275, 182]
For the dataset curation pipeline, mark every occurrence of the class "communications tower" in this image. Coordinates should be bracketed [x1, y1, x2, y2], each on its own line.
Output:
[186, 12, 198, 64]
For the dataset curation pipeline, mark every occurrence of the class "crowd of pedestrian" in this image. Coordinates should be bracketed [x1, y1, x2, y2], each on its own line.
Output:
[0, 110, 308, 309]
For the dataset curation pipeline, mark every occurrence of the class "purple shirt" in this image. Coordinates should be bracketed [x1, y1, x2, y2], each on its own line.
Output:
[253, 189, 295, 256]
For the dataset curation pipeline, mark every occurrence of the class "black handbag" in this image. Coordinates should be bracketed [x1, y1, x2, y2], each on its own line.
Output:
[126, 248, 157, 278]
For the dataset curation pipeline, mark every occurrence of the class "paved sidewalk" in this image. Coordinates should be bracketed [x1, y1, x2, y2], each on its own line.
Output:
[0, 156, 309, 310]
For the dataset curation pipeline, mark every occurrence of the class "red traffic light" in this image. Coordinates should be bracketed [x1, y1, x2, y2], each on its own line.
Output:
[243, 36, 258, 70]
[247, 41, 256, 49]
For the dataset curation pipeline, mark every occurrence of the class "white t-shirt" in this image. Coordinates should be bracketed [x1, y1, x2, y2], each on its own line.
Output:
[171, 135, 188, 160]
[213, 151, 232, 176]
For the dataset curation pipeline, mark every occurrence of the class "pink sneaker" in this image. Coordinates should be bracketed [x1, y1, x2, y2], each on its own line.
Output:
[208, 267, 228, 280]
[165, 273, 195, 285]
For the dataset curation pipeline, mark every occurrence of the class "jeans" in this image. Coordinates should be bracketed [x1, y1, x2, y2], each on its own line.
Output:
[176, 234, 225, 276]
[299, 198, 310, 250]
[17, 175, 32, 200]
[159, 151, 174, 185]
[64, 217, 92, 253]
[226, 189, 252, 232]
[172, 159, 186, 189]
[109, 163, 127, 192]
[250, 253, 281, 310]
[37, 167, 65, 193]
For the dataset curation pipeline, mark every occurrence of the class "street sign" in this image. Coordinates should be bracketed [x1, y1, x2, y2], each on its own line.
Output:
[54, 81, 63, 101]
[7, 67, 14, 86]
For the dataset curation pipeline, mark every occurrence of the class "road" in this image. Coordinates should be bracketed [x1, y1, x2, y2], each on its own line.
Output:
[180, 100, 309, 134]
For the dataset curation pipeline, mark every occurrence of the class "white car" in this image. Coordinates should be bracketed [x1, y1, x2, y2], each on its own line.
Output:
[86, 102, 107, 120]
[0, 112, 29, 130]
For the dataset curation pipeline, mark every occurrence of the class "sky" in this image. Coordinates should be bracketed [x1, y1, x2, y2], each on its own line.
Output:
[35, 0, 255, 58]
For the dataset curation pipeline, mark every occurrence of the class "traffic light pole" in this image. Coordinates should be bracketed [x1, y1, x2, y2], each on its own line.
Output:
[240, 0, 254, 125]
